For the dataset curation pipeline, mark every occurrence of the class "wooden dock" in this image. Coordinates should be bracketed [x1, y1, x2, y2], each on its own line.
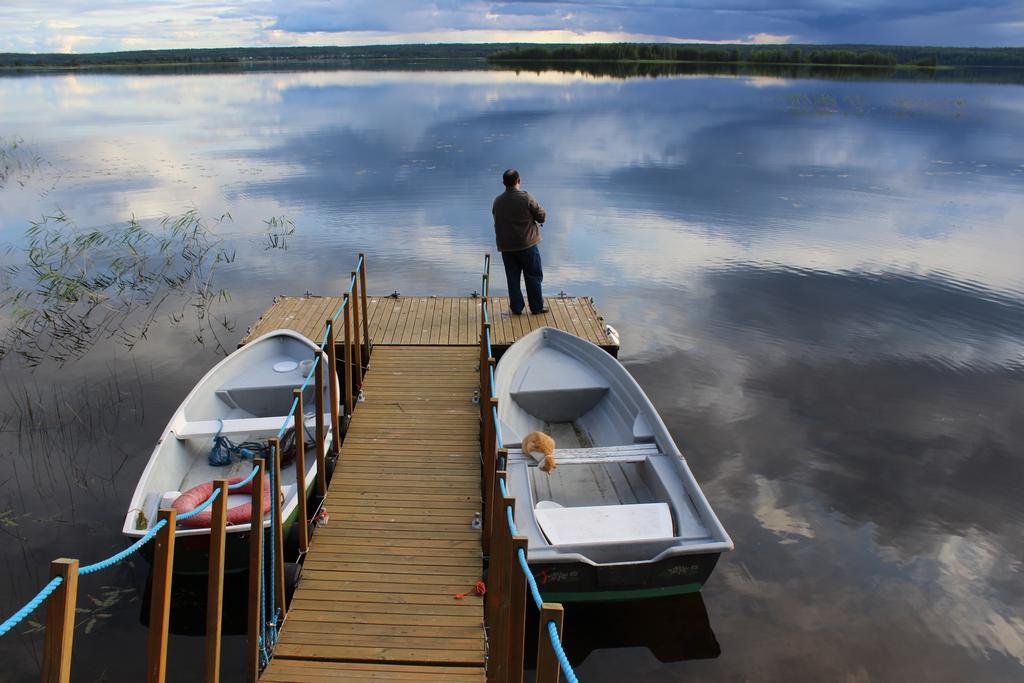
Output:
[9, 255, 593, 683]
[262, 348, 487, 681]
[242, 295, 617, 354]
[256, 273, 613, 681]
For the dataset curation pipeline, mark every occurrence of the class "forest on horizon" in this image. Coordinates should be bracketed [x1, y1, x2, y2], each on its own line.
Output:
[1, 42, 1023, 69]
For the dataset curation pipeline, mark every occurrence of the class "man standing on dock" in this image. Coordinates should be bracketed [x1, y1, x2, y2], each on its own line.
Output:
[492, 168, 548, 315]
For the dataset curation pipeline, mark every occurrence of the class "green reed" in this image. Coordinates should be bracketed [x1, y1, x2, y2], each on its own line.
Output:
[0, 208, 236, 366]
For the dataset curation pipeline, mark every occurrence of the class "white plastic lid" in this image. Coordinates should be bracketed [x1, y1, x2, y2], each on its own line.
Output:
[273, 360, 299, 373]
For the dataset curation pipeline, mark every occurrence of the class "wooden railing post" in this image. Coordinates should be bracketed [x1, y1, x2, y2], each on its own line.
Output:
[536, 603, 566, 683]
[147, 508, 176, 683]
[350, 271, 364, 388]
[481, 403, 495, 556]
[269, 438, 286, 623]
[292, 389, 309, 554]
[485, 471, 508, 683]
[325, 321, 341, 451]
[246, 460, 265, 683]
[204, 480, 228, 683]
[491, 448, 507, 548]
[41, 558, 78, 683]
[314, 351, 327, 497]
[479, 315, 488, 424]
[484, 252, 491, 291]
[495, 496, 516, 683]
[479, 319, 491, 421]
[507, 535, 529, 683]
[358, 253, 370, 365]
[342, 293, 354, 418]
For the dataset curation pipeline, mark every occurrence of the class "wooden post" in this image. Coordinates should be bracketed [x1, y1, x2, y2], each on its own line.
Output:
[485, 471, 507, 683]
[481, 407, 495, 556]
[292, 389, 309, 554]
[147, 508, 176, 683]
[246, 460, 265, 683]
[325, 320, 340, 452]
[350, 271, 364, 388]
[269, 438, 286, 623]
[358, 253, 370, 365]
[479, 318, 489, 425]
[314, 351, 327, 497]
[478, 311, 487, 421]
[507, 535, 529, 683]
[491, 449, 507, 545]
[491, 497, 516, 683]
[204, 480, 228, 683]
[342, 294, 354, 418]
[484, 252, 491, 292]
[536, 603, 566, 683]
[497, 493, 516, 675]
[488, 396, 499, 452]
[41, 558, 78, 683]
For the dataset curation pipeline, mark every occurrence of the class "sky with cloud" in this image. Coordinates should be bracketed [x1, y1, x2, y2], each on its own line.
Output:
[0, 1, 1021, 54]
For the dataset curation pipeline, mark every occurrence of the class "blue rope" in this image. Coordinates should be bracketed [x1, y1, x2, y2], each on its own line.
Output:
[229, 464, 262, 491]
[0, 258, 362, 649]
[176, 487, 220, 521]
[276, 397, 300, 439]
[299, 356, 319, 392]
[486, 328, 493, 358]
[80, 518, 169, 575]
[492, 405, 503, 449]
[329, 292, 348, 322]
[517, 548, 543, 609]
[500, 484, 578, 681]
[547, 621, 579, 683]
[0, 577, 64, 636]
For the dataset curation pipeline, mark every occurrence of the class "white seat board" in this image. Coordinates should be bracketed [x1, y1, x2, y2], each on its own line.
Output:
[174, 415, 293, 439]
[535, 503, 675, 546]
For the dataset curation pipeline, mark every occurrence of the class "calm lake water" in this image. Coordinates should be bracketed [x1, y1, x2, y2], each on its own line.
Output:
[1, 64, 1023, 682]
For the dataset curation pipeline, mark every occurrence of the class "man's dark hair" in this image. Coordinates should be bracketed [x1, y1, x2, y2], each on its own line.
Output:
[502, 168, 520, 188]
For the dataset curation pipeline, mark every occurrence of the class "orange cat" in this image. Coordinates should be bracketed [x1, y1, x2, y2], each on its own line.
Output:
[522, 431, 557, 473]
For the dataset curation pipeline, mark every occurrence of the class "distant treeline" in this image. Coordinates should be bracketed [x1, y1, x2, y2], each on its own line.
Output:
[487, 43, 1024, 68]
[2, 43, 1023, 70]
[0, 44, 510, 68]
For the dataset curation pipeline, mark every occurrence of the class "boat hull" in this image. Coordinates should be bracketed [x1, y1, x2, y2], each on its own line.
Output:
[528, 551, 721, 603]
[495, 327, 734, 602]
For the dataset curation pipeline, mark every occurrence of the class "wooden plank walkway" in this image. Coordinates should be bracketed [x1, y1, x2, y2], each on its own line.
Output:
[243, 295, 616, 351]
[261, 346, 486, 682]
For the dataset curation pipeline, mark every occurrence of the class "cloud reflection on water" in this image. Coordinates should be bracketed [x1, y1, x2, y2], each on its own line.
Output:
[1, 66, 1023, 680]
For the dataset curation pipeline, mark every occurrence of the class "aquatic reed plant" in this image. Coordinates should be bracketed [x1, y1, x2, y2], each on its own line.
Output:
[0, 136, 46, 190]
[0, 208, 235, 367]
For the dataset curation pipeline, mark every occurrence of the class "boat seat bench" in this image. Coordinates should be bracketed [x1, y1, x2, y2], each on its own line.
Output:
[174, 415, 294, 439]
[508, 442, 660, 464]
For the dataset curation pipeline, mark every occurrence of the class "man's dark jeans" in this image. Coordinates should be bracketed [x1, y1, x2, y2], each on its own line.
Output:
[501, 244, 544, 314]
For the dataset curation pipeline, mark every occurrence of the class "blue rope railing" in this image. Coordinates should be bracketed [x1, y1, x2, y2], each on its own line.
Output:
[81, 518, 169, 575]
[482, 273, 578, 683]
[229, 462, 261, 490]
[0, 577, 64, 637]
[0, 251, 368, 675]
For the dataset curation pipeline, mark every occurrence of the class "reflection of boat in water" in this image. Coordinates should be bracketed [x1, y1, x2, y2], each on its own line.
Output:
[496, 327, 733, 601]
[122, 329, 335, 574]
[524, 592, 720, 669]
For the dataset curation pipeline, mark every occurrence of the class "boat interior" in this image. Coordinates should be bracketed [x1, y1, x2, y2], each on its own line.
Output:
[129, 334, 328, 535]
[500, 339, 714, 554]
